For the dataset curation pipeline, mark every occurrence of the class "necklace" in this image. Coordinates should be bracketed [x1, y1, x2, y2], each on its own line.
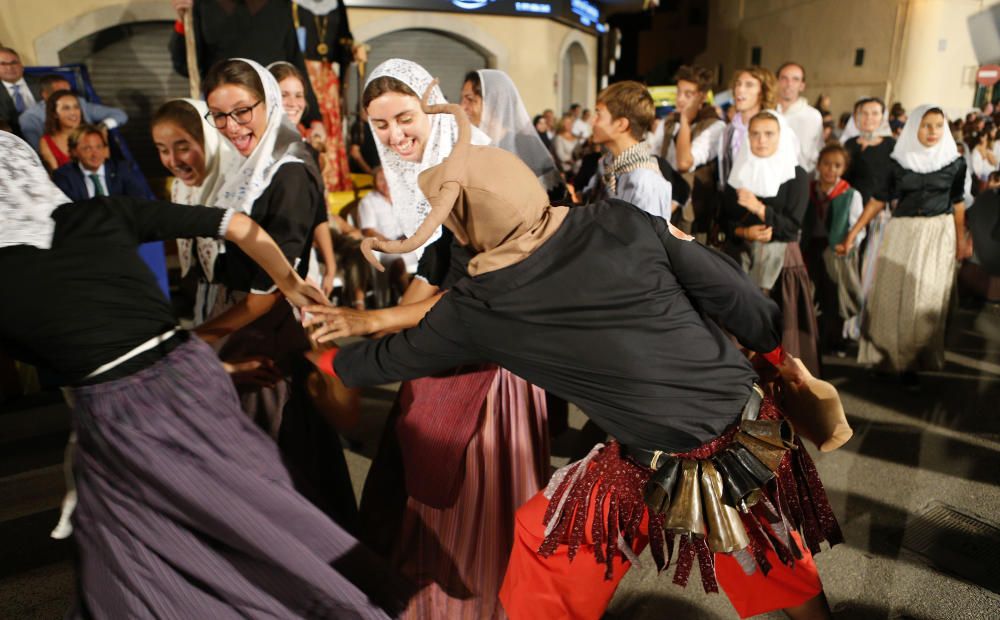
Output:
[315, 14, 329, 56]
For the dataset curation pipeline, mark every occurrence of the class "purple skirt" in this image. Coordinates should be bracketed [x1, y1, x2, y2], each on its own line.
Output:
[67, 336, 407, 619]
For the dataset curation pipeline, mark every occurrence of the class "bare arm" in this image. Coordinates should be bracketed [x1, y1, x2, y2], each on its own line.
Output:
[674, 115, 695, 173]
[313, 221, 337, 297]
[954, 201, 971, 260]
[835, 198, 885, 255]
[195, 212, 329, 341]
[39, 139, 58, 172]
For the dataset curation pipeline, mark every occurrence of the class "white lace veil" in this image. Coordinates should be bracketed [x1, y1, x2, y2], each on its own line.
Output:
[0, 132, 72, 250]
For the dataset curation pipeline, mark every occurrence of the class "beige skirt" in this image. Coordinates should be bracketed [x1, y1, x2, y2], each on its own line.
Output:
[858, 213, 956, 371]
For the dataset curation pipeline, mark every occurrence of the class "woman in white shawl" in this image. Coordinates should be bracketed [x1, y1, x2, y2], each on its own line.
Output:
[199, 57, 359, 529]
[720, 110, 820, 374]
[151, 98, 238, 324]
[838, 105, 969, 382]
[328, 58, 549, 620]
[461, 68, 565, 199]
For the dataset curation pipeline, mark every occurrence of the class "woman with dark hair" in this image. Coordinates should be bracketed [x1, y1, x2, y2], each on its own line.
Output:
[718, 67, 777, 187]
[720, 110, 819, 374]
[0, 131, 407, 618]
[200, 58, 358, 529]
[838, 105, 970, 383]
[152, 98, 239, 324]
[841, 97, 896, 339]
[38, 90, 82, 171]
[336, 58, 549, 619]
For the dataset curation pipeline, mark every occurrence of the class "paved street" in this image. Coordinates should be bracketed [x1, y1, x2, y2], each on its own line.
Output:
[2, 302, 998, 619]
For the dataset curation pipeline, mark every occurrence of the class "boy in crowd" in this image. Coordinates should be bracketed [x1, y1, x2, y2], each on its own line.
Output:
[584, 81, 672, 220]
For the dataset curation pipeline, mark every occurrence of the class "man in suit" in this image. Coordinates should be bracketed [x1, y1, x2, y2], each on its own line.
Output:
[19, 74, 128, 149]
[52, 124, 147, 200]
[0, 46, 34, 138]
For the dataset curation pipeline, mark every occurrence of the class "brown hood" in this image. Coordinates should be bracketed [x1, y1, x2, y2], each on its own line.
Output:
[361, 79, 568, 276]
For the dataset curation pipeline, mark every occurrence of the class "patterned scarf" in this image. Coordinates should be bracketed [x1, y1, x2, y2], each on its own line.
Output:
[603, 141, 659, 195]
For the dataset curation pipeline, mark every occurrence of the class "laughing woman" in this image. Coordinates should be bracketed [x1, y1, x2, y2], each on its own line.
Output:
[838, 105, 969, 382]
[323, 58, 549, 620]
[199, 58, 357, 529]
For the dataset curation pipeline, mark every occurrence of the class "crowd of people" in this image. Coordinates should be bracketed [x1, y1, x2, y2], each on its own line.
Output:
[1, 1, 999, 617]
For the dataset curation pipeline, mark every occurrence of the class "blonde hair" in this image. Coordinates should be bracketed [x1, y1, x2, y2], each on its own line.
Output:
[731, 66, 777, 111]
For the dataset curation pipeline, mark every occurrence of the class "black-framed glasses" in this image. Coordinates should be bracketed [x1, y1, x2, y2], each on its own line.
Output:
[205, 100, 263, 129]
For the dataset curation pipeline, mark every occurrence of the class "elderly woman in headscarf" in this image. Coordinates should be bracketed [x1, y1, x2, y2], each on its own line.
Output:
[837, 105, 970, 384]
[198, 58, 358, 529]
[0, 131, 408, 619]
[719, 110, 820, 375]
[326, 58, 550, 620]
[303, 96, 843, 620]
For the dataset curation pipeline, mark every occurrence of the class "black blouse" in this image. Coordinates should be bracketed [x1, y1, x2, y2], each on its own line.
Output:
[335, 201, 782, 452]
[0, 199, 227, 384]
[876, 157, 966, 217]
[216, 163, 321, 293]
[295, 2, 353, 67]
[720, 167, 810, 244]
[844, 137, 896, 205]
[169, 0, 321, 125]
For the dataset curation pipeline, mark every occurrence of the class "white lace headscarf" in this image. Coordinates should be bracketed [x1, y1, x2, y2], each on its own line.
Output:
[294, 0, 340, 14]
[365, 58, 490, 241]
[212, 58, 314, 215]
[169, 98, 239, 280]
[477, 69, 560, 191]
[0, 132, 72, 250]
[891, 104, 960, 174]
[727, 110, 799, 198]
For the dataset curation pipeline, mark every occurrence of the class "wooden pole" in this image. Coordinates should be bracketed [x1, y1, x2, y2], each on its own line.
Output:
[183, 9, 201, 99]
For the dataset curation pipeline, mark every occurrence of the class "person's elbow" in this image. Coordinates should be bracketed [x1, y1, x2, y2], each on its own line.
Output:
[676, 155, 694, 173]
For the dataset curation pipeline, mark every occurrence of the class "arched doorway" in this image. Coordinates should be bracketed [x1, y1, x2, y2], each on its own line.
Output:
[561, 41, 589, 114]
[58, 21, 187, 187]
[347, 28, 489, 112]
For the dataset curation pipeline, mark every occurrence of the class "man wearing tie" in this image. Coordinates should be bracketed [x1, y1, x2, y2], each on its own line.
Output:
[52, 125, 147, 201]
[0, 46, 35, 138]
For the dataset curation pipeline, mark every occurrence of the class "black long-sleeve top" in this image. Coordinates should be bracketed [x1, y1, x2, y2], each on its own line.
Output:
[335, 201, 782, 452]
[169, 0, 321, 126]
[720, 166, 810, 244]
[215, 163, 320, 293]
[875, 157, 966, 217]
[0, 199, 228, 384]
[844, 137, 896, 205]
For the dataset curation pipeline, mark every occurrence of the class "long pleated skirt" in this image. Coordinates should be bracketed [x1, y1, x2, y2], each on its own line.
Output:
[68, 337, 407, 619]
[859, 213, 956, 371]
[360, 368, 549, 620]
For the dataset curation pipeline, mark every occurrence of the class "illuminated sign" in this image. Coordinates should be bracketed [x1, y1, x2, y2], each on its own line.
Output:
[515, 2, 552, 13]
[571, 0, 599, 25]
[452, 0, 492, 8]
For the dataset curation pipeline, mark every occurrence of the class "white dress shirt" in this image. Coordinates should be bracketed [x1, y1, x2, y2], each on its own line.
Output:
[777, 97, 824, 173]
[80, 162, 107, 198]
[3, 78, 36, 111]
[663, 119, 726, 171]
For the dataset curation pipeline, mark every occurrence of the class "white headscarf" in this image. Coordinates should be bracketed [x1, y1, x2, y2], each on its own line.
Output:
[839, 98, 893, 144]
[477, 69, 561, 191]
[0, 132, 71, 250]
[365, 58, 490, 239]
[213, 58, 319, 216]
[170, 98, 239, 280]
[727, 110, 799, 198]
[294, 0, 340, 14]
[891, 104, 960, 174]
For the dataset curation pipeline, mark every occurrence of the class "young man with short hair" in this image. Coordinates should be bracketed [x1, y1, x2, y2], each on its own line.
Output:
[585, 81, 672, 219]
[776, 61, 824, 173]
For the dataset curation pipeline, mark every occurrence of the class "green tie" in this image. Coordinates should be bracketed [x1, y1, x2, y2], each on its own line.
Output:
[89, 173, 106, 197]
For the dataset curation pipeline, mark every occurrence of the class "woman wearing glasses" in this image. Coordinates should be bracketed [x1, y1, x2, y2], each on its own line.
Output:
[197, 58, 359, 531]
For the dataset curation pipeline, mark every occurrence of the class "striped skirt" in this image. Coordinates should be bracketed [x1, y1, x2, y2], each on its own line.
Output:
[67, 337, 407, 619]
[859, 213, 956, 371]
[360, 368, 549, 620]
